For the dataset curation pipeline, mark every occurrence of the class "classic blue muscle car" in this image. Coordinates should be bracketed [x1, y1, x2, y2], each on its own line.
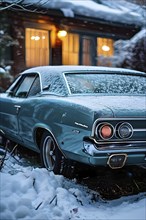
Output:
[0, 66, 146, 177]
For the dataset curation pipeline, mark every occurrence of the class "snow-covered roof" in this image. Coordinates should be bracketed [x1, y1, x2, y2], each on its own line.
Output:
[128, 28, 146, 45]
[2, 0, 145, 27]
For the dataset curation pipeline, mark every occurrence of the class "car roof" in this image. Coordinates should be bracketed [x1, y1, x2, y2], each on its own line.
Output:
[23, 65, 145, 76]
[22, 66, 146, 93]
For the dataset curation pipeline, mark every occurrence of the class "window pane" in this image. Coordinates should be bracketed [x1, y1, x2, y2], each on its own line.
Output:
[62, 33, 79, 65]
[25, 28, 49, 67]
[28, 76, 41, 96]
[15, 76, 35, 97]
[65, 73, 146, 94]
[97, 37, 114, 66]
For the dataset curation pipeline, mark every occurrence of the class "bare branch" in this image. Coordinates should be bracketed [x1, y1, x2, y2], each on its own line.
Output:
[0, 0, 23, 11]
[0, 0, 51, 13]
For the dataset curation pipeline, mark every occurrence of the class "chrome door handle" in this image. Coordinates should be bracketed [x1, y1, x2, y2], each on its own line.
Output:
[14, 105, 21, 113]
[14, 105, 21, 108]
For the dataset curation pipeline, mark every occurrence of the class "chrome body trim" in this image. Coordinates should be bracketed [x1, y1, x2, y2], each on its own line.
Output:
[107, 153, 127, 169]
[133, 128, 146, 132]
[92, 117, 146, 143]
[92, 117, 146, 136]
[75, 122, 88, 128]
[89, 136, 146, 145]
[62, 72, 71, 95]
[83, 143, 146, 155]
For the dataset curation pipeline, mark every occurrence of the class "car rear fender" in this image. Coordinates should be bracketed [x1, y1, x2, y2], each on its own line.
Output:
[33, 124, 67, 158]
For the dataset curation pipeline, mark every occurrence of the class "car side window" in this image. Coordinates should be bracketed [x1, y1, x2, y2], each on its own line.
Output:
[28, 76, 41, 97]
[14, 75, 36, 98]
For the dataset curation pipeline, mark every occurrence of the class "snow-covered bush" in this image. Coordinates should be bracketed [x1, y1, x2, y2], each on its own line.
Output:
[115, 29, 146, 72]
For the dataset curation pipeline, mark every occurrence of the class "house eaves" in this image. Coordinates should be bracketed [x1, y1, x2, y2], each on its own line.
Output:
[1, 0, 144, 29]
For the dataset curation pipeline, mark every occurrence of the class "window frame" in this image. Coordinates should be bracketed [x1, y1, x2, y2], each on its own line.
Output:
[8, 73, 41, 98]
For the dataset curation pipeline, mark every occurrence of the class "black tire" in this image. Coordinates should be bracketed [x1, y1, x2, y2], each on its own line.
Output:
[0, 135, 7, 148]
[40, 131, 76, 178]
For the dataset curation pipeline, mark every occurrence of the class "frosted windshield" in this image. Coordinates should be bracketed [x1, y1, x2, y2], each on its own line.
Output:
[65, 73, 146, 94]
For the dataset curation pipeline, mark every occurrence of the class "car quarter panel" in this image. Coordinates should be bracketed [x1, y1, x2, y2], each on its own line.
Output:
[17, 96, 93, 151]
[16, 94, 114, 162]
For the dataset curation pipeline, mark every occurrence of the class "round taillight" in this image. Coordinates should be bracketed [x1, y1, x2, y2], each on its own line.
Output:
[99, 123, 114, 140]
[117, 122, 133, 139]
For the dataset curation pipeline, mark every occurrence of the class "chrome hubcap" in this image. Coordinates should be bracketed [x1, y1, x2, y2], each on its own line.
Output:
[43, 136, 56, 171]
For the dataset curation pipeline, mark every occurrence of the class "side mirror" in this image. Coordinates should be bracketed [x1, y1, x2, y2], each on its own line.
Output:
[7, 90, 14, 96]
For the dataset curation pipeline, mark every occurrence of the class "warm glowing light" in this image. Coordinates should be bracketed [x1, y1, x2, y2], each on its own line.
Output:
[102, 45, 110, 52]
[31, 36, 40, 41]
[57, 30, 67, 38]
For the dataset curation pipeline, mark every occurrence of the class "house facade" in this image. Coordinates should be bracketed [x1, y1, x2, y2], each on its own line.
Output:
[0, 0, 143, 82]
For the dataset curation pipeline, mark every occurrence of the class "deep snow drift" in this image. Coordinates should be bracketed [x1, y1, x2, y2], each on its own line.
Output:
[0, 151, 146, 220]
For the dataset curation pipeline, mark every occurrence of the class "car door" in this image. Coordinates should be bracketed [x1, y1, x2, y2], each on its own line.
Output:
[17, 74, 41, 149]
[0, 73, 38, 143]
[0, 75, 23, 141]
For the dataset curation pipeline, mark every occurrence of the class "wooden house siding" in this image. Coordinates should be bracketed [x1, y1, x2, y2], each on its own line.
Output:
[1, 8, 142, 77]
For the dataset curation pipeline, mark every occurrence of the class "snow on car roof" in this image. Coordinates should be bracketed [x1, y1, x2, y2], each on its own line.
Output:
[23, 66, 145, 94]
[23, 65, 145, 75]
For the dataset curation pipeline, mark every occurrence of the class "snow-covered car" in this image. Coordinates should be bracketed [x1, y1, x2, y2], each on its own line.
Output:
[0, 66, 146, 177]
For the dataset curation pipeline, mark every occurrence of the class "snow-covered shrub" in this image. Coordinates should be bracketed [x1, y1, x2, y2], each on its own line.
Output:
[115, 29, 146, 72]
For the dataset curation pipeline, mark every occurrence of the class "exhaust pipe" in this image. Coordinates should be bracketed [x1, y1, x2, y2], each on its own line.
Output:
[107, 154, 127, 169]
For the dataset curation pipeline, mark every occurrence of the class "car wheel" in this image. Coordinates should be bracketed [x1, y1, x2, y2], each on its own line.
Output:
[40, 131, 76, 178]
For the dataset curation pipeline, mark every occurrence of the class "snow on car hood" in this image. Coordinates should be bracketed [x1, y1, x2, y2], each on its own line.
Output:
[65, 95, 146, 118]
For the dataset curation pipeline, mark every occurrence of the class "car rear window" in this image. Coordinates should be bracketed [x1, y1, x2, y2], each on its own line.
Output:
[65, 73, 146, 95]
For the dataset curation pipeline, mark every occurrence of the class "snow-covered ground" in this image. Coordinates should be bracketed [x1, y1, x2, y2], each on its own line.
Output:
[0, 151, 146, 220]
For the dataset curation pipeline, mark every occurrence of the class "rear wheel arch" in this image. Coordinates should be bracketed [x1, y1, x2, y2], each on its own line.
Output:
[35, 127, 54, 147]
[34, 127, 76, 178]
[34, 127, 65, 156]
[34, 127, 47, 150]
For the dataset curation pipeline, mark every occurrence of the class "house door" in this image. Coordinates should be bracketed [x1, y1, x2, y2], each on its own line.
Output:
[81, 36, 96, 66]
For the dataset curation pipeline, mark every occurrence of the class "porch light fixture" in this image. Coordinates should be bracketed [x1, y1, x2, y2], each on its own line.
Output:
[102, 45, 110, 52]
[57, 30, 67, 38]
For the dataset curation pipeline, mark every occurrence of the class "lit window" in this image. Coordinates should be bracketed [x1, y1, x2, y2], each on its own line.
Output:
[97, 38, 114, 66]
[62, 33, 79, 65]
[25, 28, 49, 67]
